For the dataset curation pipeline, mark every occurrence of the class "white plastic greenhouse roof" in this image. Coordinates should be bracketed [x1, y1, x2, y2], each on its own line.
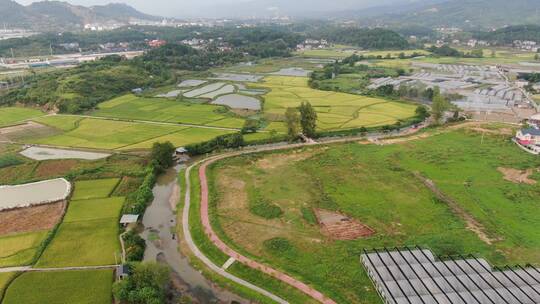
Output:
[361, 248, 540, 304]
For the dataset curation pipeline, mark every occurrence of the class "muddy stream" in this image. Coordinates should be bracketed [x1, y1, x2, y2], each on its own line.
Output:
[141, 165, 248, 303]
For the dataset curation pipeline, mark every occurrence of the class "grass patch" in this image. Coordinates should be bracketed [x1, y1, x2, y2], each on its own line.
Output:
[2, 270, 113, 304]
[208, 127, 540, 303]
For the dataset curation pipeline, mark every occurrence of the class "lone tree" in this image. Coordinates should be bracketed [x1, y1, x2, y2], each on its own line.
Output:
[431, 93, 450, 124]
[150, 141, 175, 173]
[284, 107, 300, 141]
[299, 102, 317, 138]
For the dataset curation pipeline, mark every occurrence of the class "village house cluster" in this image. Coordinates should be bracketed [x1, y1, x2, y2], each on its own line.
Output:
[296, 39, 330, 51]
[515, 114, 540, 154]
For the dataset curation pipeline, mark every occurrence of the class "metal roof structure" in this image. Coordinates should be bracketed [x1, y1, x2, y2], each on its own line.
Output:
[119, 214, 139, 224]
[361, 247, 540, 304]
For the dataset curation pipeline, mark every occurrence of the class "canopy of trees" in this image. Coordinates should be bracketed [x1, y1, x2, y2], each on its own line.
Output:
[315, 27, 409, 50]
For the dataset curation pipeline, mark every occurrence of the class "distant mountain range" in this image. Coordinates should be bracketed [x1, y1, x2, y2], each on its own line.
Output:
[355, 0, 540, 29]
[0, 0, 160, 31]
[209, 0, 540, 29]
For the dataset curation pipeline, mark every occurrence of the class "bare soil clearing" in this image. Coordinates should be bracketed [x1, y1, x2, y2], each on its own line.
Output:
[34, 160, 79, 178]
[498, 167, 537, 185]
[0, 201, 65, 235]
[256, 151, 314, 170]
[314, 209, 375, 240]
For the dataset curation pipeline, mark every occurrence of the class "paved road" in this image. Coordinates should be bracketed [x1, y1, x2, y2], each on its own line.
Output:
[182, 161, 289, 304]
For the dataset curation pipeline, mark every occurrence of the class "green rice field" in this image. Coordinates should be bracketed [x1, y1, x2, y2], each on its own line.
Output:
[36, 179, 124, 267]
[2, 270, 113, 304]
[32, 115, 83, 131]
[0, 230, 49, 267]
[0, 107, 44, 127]
[33, 117, 235, 151]
[94, 94, 245, 128]
[0, 272, 17, 301]
[70, 178, 120, 200]
[256, 76, 417, 130]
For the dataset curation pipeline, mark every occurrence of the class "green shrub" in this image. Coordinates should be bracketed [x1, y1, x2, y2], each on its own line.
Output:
[263, 237, 295, 255]
[123, 231, 146, 262]
[301, 206, 317, 225]
[249, 194, 283, 219]
[0, 155, 23, 169]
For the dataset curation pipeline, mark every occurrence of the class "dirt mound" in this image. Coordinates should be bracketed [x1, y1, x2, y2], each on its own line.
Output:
[498, 167, 537, 185]
[0, 201, 66, 236]
[314, 209, 374, 240]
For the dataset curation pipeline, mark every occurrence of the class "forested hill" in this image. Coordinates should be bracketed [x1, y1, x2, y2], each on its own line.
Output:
[473, 25, 540, 45]
[355, 0, 540, 29]
[317, 28, 410, 50]
[0, 0, 160, 31]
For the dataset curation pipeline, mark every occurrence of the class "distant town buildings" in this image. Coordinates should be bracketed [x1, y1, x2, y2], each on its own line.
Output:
[296, 39, 330, 51]
[147, 40, 167, 48]
[513, 40, 539, 52]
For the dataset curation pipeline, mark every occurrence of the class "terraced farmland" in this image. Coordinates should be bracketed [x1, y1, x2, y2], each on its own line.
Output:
[32, 117, 235, 151]
[36, 179, 123, 267]
[93, 94, 245, 128]
[257, 76, 416, 130]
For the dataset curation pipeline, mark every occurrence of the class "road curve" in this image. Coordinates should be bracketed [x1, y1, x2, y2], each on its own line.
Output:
[198, 157, 338, 304]
[182, 160, 289, 304]
[182, 123, 430, 304]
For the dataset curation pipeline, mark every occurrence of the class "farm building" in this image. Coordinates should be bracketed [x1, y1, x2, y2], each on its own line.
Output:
[526, 113, 540, 128]
[515, 128, 540, 146]
[361, 248, 540, 304]
[119, 214, 139, 227]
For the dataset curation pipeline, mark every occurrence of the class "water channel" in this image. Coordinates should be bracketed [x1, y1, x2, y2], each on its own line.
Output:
[141, 165, 248, 303]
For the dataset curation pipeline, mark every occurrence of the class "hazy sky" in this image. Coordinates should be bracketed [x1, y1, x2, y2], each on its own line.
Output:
[14, 0, 247, 17]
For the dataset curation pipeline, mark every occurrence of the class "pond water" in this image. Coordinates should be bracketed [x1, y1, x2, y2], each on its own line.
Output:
[198, 85, 236, 99]
[183, 83, 226, 98]
[210, 73, 263, 82]
[20, 147, 110, 161]
[178, 80, 207, 88]
[270, 67, 312, 77]
[211, 94, 261, 110]
[0, 178, 71, 210]
[142, 166, 247, 303]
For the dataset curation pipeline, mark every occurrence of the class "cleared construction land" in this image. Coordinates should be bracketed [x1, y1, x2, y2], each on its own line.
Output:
[204, 125, 540, 303]
[0, 178, 71, 210]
